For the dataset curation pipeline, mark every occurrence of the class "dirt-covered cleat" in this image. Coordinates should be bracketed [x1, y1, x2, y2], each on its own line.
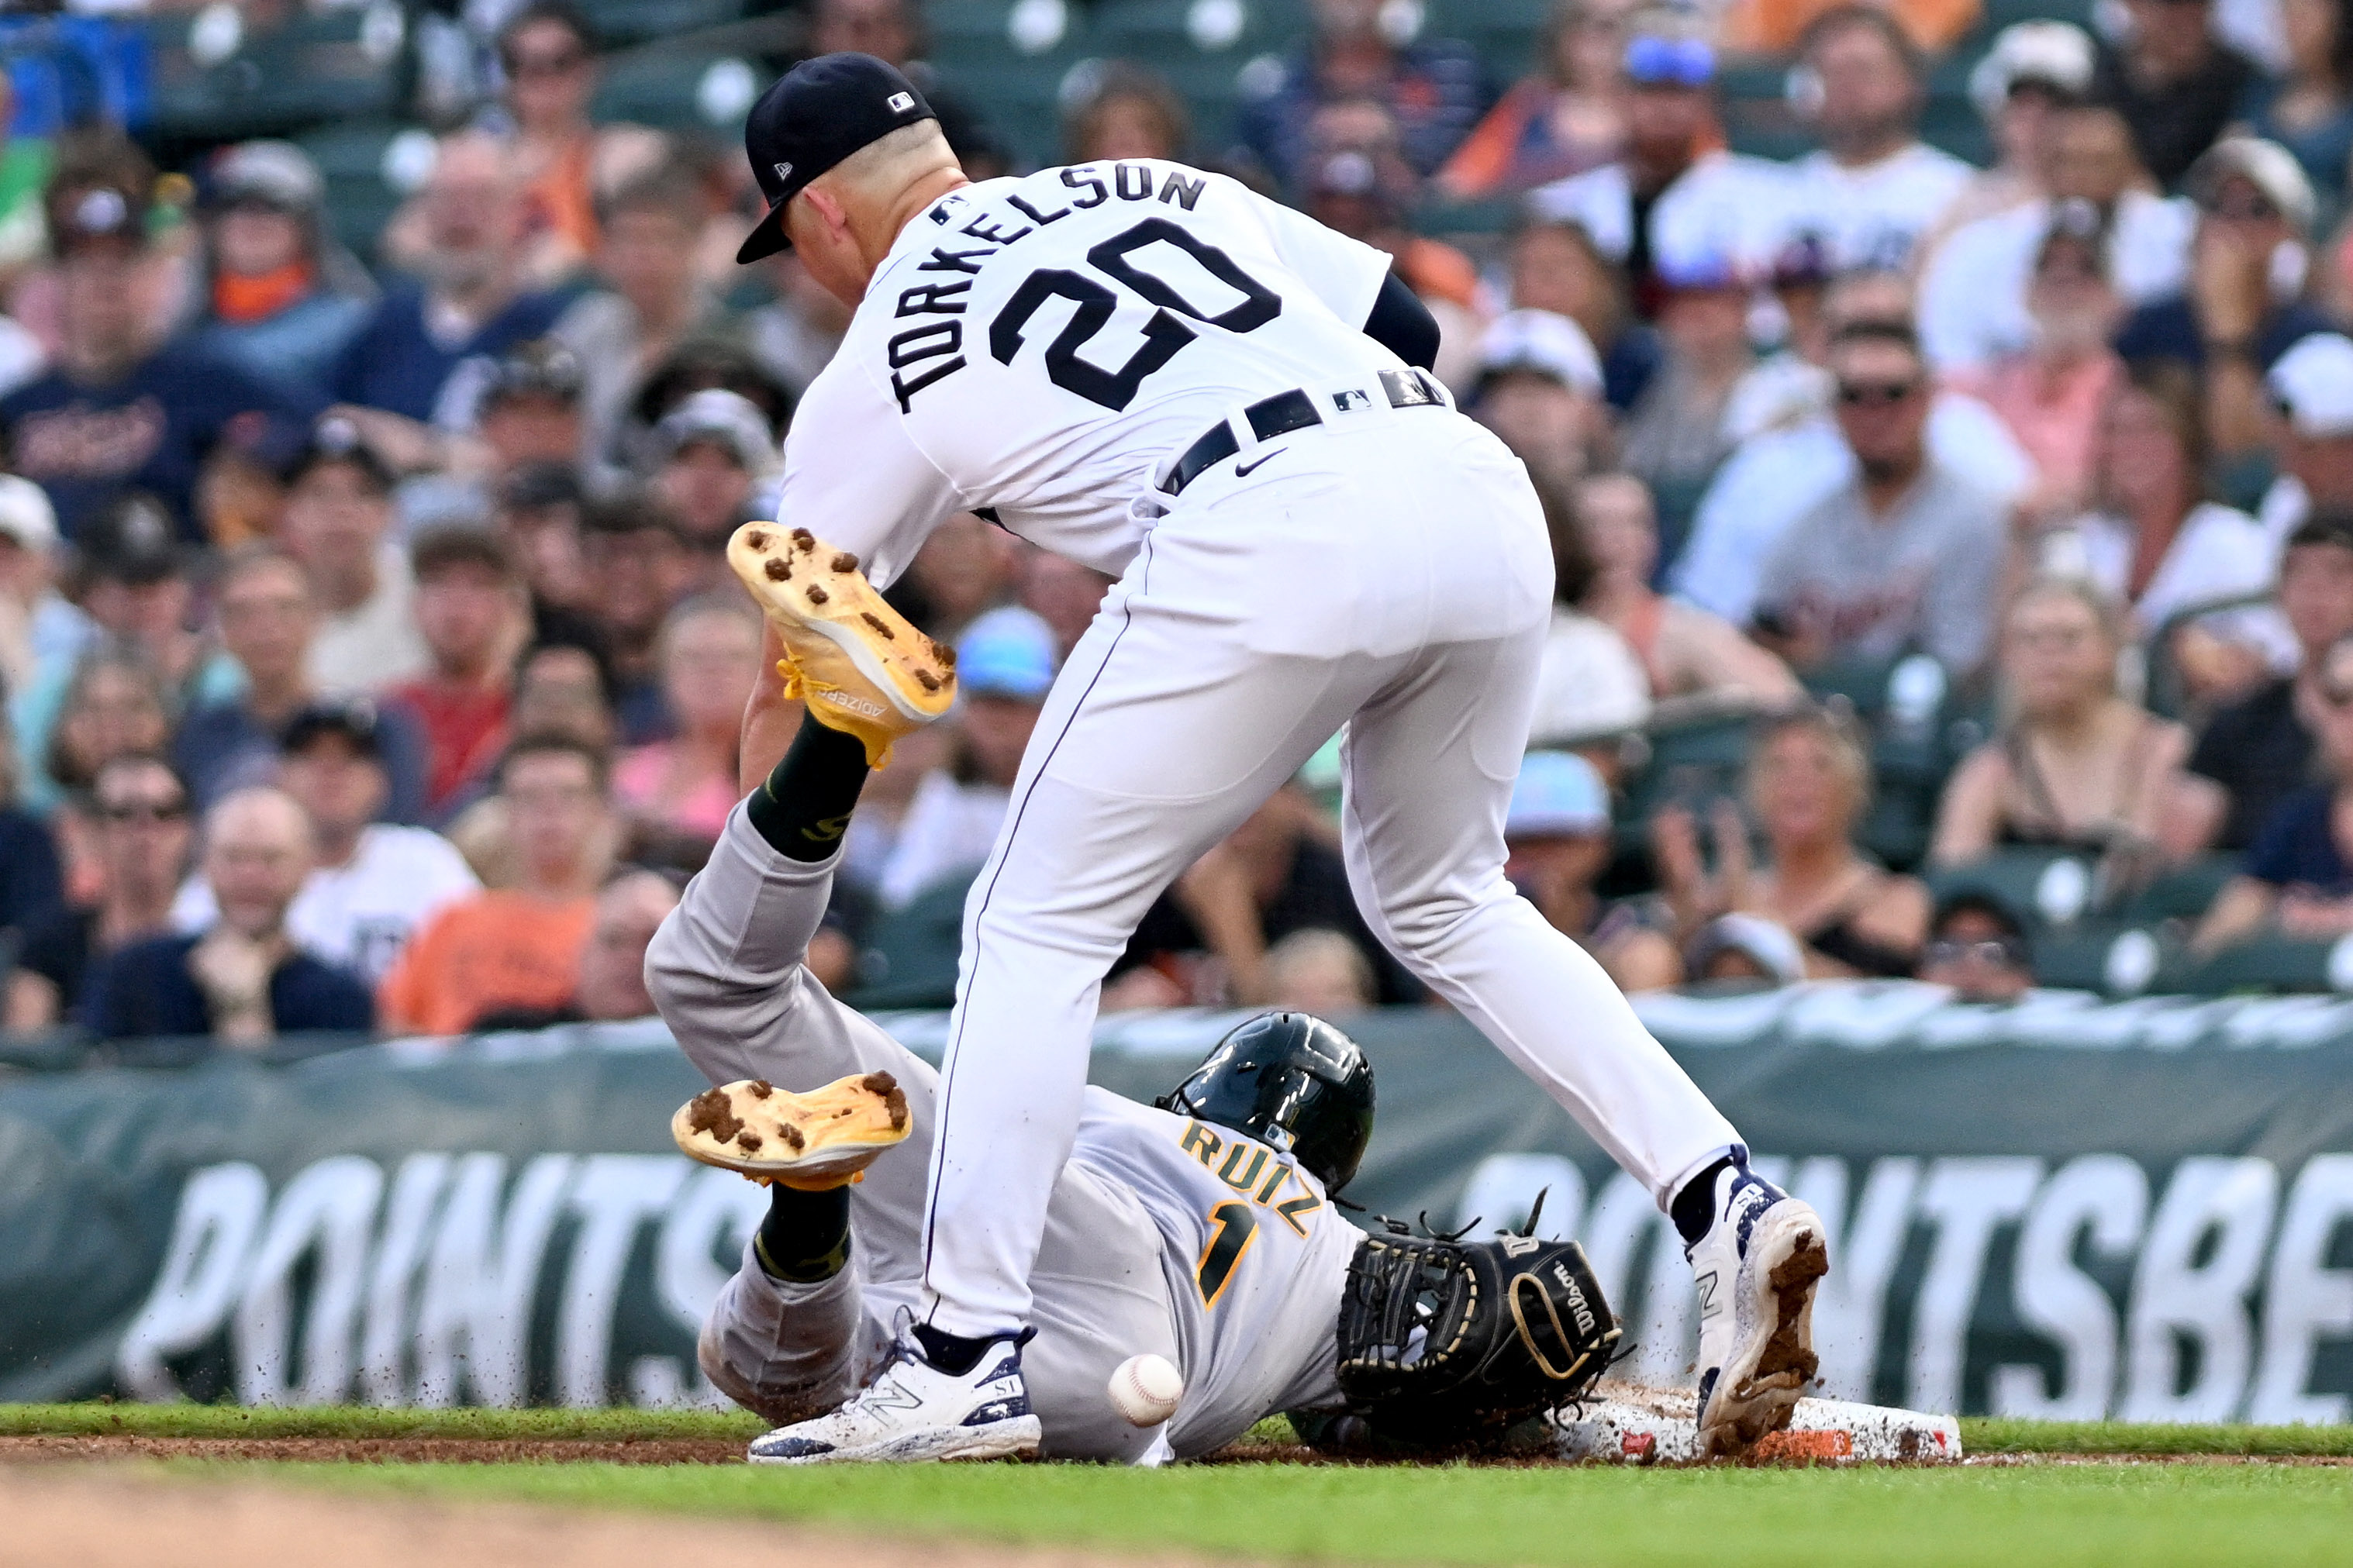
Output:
[727, 522, 956, 767]
[671, 1071, 912, 1190]
[747, 1328, 1041, 1465]
[1685, 1162, 1830, 1460]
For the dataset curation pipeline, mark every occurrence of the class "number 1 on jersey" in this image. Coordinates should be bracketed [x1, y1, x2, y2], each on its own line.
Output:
[1195, 1200, 1260, 1308]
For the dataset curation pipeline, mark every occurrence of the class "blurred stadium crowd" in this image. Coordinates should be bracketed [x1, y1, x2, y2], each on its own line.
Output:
[5, 0, 2353, 1052]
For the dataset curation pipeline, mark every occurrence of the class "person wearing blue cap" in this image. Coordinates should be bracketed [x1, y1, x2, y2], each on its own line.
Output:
[676, 47, 1824, 1465]
[1526, 13, 1785, 321]
[875, 607, 1056, 911]
[1503, 749, 1614, 936]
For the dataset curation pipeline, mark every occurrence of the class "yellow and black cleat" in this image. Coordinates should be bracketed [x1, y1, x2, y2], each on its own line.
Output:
[728, 522, 957, 767]
[672, 1071, 913, 1190]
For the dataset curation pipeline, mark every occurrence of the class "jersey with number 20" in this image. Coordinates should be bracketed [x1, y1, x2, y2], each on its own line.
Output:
[775, 160, 1402, 589]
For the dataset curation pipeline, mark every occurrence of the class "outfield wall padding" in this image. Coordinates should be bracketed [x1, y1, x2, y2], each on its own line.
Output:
[5, 983, 2352, 1421]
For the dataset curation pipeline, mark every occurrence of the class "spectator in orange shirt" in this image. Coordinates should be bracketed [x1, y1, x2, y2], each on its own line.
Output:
[387, 526, 528, 822]
[377, 731, 611, 1035]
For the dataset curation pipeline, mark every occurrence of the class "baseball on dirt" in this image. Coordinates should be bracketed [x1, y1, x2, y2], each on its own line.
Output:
[1108, 1353, 1183, 1426]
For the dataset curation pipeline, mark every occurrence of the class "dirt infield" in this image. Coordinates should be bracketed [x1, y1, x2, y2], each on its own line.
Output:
[0, 1468, 1229, 1568]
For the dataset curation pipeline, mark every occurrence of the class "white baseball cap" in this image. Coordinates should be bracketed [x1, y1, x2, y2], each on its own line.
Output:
[0, 474, 58, 553]
[1476, 308, 1604, 398]
[2186, 136, 2317, 233]
[1968, 22, 2094, 120]
[1506, 750, 1612, 839]
[2268, 334, 2353, 439]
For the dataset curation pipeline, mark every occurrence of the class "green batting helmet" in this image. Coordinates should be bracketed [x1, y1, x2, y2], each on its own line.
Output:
[1157, 1012, 1375, 1192]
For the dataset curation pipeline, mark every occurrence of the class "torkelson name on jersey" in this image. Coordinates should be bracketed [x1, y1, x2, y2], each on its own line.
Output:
[884, 162, 1217, 413]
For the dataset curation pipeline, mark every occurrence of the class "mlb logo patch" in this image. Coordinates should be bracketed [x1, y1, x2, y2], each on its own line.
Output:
[888, 91, 915, 112]
[1333, 389, 1373, 412]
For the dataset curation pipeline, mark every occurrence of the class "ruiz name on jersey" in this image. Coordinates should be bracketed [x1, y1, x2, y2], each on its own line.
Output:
[882, 161, 1220, 414]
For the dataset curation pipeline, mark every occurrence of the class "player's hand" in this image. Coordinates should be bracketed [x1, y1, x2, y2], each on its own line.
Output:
[739, 621, 809, 794]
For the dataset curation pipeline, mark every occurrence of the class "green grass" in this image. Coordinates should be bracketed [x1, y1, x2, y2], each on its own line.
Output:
[1964, 1418, 2353, 1456]
[247, 1459, 2353, 1567]
[7, 1404, 2351, 1566]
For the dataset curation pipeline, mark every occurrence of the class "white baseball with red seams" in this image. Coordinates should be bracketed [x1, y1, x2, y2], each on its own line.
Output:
[1109, 1353, 1184, 1426]
[776, 157, 1749, 1345]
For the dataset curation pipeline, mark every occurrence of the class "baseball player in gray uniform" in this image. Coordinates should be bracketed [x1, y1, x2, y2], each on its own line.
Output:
[649, 634, 1620, 1463]
[716, 51, 1829, 1462]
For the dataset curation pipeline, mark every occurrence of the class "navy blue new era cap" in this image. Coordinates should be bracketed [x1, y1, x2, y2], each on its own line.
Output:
[737, 52, 937, 264]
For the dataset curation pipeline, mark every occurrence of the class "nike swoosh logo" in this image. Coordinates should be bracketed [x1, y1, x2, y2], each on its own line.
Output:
[1234, 447, 1288, 477]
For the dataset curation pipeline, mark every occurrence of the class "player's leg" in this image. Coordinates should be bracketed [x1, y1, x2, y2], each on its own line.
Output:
[917, 574, 1367, 1343]
[1335, 622, 1827, 1456]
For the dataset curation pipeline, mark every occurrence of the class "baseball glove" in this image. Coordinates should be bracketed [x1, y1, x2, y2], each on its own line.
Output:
[1335, 1229, 1620, 1443]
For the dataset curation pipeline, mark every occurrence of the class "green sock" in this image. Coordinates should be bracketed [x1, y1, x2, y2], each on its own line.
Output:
[746, 714, 871, 862]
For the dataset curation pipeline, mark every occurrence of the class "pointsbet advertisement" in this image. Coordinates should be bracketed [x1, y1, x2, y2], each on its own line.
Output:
[5, 987, 2351, 1421]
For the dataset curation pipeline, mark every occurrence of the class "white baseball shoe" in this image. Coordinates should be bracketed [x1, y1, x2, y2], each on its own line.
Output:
[1685, 1162, 1830, 1459]
[746, 1328, 1041, 1465]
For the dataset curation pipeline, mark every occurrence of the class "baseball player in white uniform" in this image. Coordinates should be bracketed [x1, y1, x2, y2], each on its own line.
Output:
[715, 52, 1830, 1462]
[650, 641, 1620, 1462]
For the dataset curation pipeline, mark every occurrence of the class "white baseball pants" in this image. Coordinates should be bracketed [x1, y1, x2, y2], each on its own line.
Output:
[920, 409, 1743, 1338]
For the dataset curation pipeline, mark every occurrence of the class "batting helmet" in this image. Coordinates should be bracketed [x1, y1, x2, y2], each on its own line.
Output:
[1156, 1012, 1375, 1192]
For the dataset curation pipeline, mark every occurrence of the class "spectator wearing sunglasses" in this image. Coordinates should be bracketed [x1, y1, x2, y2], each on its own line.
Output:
[1915, 892, 2034, 1004]
[2087, 0, 2258, 188]
[2196, 633, 2353, 953]
[5, 754, 191, 1031]
[2113, 138, 2335, 463]
[1751, 322, 2007, 677]
[1527, 19, 1784, 320]
[1437, 0, 1634, 202]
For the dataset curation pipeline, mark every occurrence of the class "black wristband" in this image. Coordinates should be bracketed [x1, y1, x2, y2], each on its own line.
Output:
[745, 713, 871, 862]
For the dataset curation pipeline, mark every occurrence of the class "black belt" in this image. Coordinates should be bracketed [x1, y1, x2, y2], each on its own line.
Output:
[1160, 368, 1446, 496]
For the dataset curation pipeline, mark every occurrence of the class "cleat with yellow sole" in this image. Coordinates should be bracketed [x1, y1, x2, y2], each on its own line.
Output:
[727, 522, 957, 767]
[672, 1071, 913, 1190]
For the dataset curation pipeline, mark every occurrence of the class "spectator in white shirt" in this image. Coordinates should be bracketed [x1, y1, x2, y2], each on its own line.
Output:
[1771, 7, 1973, 271]
[1920, 104, 2195, 371]
[174, 700, 478, 983]
[2035, 360, 2293, 698]
[876, 607, 1057, 910]
[279, 415, 428, 696]
[2258, 333, 2353, 549]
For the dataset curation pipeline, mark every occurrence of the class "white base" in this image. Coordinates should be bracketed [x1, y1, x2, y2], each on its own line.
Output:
[1553, 1379, 1962, 1464]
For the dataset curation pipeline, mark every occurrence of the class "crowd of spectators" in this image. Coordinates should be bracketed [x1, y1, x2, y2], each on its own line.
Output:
[6, 0, 2353, 1049]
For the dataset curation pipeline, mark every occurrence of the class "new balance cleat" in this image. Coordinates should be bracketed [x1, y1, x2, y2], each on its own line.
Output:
[728, 522, 956, 767]
[746, 1330, 1041, 1465]
[672, 1071, 912, 1190]
[1686, 1162, 1830, 1459]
